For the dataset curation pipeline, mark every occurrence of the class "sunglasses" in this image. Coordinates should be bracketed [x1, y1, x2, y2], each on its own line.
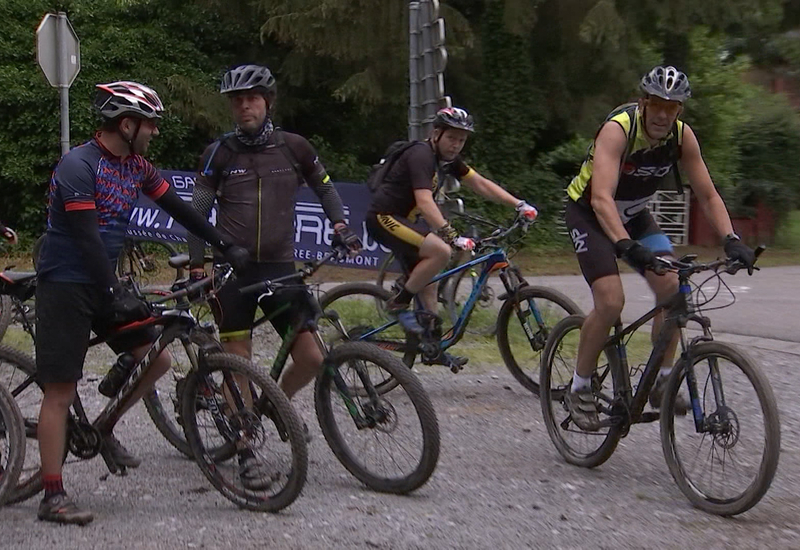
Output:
[645, 97, 682, 117]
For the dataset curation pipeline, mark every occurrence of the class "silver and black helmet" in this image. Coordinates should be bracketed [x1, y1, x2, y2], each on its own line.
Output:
[433, 107, 475, 133]
[640, 66, 691, 103]
[220, 64, 277, 96]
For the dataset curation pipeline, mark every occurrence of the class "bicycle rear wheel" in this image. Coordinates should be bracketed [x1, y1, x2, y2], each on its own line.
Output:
[117, 240, 183, 286]
[319, 282, 417, 382]
[315, 342, 439, 494]
[181, 352, 307, 512]
[661, 342, 780, 516]
[0, 382, 25, 506]
[497, 286, 582, 394]
[539, 315, 624, 468]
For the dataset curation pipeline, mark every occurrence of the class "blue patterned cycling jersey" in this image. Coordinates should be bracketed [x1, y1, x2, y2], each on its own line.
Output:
[37, 137, 169, 283]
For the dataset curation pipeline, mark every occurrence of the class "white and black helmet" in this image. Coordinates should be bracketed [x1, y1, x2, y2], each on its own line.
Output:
[433, 107, 475, 133]
[94, 81, 164, 120]
[220, 64, 277, 96]
[640, 66, 691, 103]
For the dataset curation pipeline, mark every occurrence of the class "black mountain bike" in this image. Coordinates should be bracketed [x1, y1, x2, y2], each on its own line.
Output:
[156, 247, 441, 494]
[539, 249, 780, 516]
[0, 266, 309, 512]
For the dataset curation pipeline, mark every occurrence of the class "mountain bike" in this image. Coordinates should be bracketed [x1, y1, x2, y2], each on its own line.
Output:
[539, 249, 780, 516]
[0, 265, 309, 512]
[210, 247, 440, 494]
[320, 217, 582, 394]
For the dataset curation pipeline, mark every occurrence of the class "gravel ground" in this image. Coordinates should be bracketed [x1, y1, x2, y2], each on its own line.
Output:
[1, 332, 797, 550]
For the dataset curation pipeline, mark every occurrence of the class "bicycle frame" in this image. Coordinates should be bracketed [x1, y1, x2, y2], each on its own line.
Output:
[602, 279, 713, 432]
[355, 247, 526, 350]
[248, 280, 387, 429]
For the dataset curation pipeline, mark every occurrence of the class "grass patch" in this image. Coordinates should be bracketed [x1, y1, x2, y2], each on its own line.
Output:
[775, 210, 800, 251]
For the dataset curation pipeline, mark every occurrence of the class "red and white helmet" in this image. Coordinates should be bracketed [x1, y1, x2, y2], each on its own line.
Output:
[94, 81, 164, 120]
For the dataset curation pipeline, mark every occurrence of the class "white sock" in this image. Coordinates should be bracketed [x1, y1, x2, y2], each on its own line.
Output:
[659, 367, 672, 379]
[571, 372, 592, 392]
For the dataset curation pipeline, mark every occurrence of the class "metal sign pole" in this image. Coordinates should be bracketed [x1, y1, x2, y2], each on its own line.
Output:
[57, 13, 70, 156]
[409, 2, 422, 141]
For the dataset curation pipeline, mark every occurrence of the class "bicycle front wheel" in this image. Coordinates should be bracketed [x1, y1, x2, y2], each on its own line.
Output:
[661, 342, 781, 516]
[497, 286, 582, 394]
[0, 345, 46, 504]
[539, 315, 624, 468]
[181, 352, 307, 512]
[0, 383, 25, 506]
[315, 342, 439, 494]
[143, 328, 221, 458]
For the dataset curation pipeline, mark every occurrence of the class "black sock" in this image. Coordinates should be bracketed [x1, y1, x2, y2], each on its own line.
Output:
[394, 288, 414, 306]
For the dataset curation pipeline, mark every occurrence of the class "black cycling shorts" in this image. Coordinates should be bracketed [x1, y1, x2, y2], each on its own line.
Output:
[565, 200, 674, 286]
[35, 280, 157, 384]
[210, 261, 313, 342]
[365, 212, 431, 274]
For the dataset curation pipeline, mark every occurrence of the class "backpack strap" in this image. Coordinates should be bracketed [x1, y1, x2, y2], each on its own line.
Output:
[200, 132, 236, 199]
[271, 128, 305, 183]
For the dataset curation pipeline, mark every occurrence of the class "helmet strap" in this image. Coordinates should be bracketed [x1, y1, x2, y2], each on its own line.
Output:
[115, 118, 142, 156]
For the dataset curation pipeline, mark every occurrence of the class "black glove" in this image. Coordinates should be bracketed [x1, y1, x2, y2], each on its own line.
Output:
[724, 235, 756, 275]
[334, 224, 362, 254]
[107, 285, 151, 326]
[221, 244, 250, 273]
[614, 238, 656, 272]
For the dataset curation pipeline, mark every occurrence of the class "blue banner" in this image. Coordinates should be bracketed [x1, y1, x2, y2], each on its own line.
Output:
[125, 170, 398, 271]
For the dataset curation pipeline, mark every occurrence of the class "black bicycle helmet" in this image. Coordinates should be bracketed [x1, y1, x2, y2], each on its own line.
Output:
[640, 66, 691, 103]
[433, 107, 475, 133]
[94, 81, 164, 120]
[220, 64, 277, 96]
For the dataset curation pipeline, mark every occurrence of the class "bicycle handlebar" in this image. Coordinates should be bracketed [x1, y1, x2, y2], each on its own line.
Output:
[473, 215, 531, 248]
[149, 264, 235, 308]
[653, 245, 766, 277]
[238, 245, 349, 297]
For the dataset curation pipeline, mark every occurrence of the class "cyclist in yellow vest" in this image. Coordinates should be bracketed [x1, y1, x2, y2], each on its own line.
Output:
[563, 66, 756, 430]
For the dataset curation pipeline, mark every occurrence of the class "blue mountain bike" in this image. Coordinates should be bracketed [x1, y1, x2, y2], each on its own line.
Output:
[319, 217, 582, 393]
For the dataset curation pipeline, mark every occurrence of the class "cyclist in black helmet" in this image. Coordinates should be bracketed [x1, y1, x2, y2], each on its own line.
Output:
[188, 65, 361, 469]
[563, 65, 756, 431]
[366, 106, 538, 368]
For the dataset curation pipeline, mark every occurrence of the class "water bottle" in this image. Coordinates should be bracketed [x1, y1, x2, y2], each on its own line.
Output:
[98, 352, 136, 397]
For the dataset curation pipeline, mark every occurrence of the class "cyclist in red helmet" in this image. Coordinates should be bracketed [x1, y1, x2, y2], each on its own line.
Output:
[366, 106, 538, 368]
[34, 80, 248, 525]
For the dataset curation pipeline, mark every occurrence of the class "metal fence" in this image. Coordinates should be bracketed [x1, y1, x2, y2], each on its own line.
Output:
[558, 190, 692, 245]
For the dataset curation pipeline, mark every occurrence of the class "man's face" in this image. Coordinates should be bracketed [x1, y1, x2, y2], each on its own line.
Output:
[435, 128, 470, 161]
[121, 117, 159, 155]
[640, 96, 682, 140]
[230, 91, 268, 133]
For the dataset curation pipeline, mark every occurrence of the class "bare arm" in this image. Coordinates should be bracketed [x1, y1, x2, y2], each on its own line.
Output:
[413, 188, 448, 230]
[460, 171, 520, 207]
[680, 124, 734, 239]
[589, 122, 630, 242]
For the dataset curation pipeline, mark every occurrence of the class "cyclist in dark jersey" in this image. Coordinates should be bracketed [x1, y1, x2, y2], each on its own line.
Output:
[563, 66, 756, 431]
[34, 81, 248, 525]
[187, 65, 361, 464]
[367, 107, 538, 364]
